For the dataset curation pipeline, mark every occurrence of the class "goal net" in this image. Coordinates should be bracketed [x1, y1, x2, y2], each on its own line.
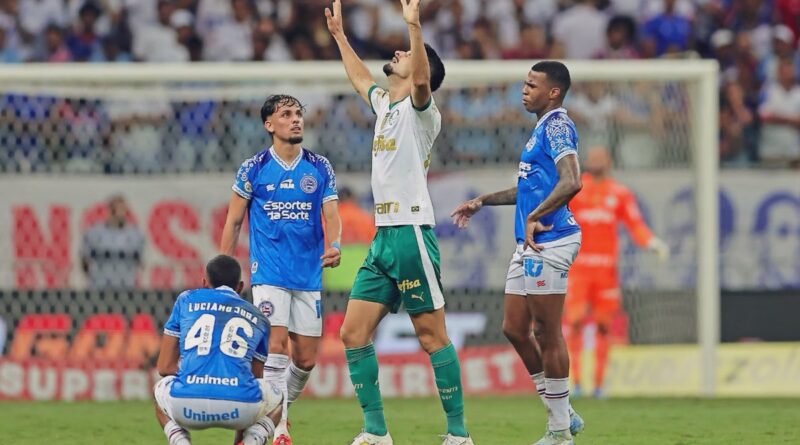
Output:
[0, 60, 719, 396]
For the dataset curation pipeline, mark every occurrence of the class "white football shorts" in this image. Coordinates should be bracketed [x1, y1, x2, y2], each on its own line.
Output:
[505, 233, 581, 295]
[154, 376, 282, 430]
[252, 285, 322, 337]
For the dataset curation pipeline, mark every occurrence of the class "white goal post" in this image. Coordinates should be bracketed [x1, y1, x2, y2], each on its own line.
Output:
[0, 59, 720, 395]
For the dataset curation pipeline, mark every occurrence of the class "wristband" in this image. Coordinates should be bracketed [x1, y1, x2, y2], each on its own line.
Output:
[331, 242, 341, 251]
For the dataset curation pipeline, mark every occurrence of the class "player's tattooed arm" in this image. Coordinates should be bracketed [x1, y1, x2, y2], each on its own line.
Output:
[480, 187, 518, 206]
[156, 335, 180, 377]
[527, 153, 582, 222]
[450, 187, 517, 229]
[326, 0, 376, 104]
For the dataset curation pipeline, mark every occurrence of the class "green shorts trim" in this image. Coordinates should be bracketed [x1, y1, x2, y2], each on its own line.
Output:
[350, 225, 445, 314]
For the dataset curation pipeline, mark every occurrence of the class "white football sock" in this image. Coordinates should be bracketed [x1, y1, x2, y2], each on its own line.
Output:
[163, 420, 191, 445]
[545, 377, 570, 432]
[243, 417, 276, 445]
[286, 362, 312, 406]
[532, 373, 574, 416]
[264, 354, 289, 425]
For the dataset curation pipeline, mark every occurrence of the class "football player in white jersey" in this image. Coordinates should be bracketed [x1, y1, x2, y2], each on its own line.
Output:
[326, 1, 474, 445]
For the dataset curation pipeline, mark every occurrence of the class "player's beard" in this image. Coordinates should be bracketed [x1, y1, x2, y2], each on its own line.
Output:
[288, 135, 303, 144]
[382, 63, 394, 76]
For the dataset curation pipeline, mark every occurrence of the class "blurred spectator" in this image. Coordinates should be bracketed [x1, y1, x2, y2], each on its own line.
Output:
[470, 17, 500, 59]
[338, 186, 375, 244]
[20, 0, 66, 38]
[133, 0, 188, 62]
[42, 24, 71, 62]
[759, 25, 800, 82]
[758, 58, 800, 167]
[204, 0, 256, 61]
[251, 17, 292, 61]
[551, 0, 608, 59]
[641, 0, 692, 57]
[66, 1, 103, 62]
[568, 82, 621, 156]
[502, 24, 548, 60]
[777, 0, 800, 47]
[0, 26, 20, 62]
[594, 15, 639, 59]
[81, 195, 145, 289]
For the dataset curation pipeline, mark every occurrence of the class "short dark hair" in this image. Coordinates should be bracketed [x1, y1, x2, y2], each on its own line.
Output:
[607, 15, 637, 41]
[425, 43, 445, 92]
[531, 61, 571, 99]
[206, 255, 242, 289]
[260, 94, 305, 123]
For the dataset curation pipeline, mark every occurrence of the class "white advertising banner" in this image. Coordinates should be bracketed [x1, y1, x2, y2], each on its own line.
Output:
[0, 169, 797, 290]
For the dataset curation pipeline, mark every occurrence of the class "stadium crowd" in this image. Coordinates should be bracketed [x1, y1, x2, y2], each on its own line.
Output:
[0, 0, 798, 170]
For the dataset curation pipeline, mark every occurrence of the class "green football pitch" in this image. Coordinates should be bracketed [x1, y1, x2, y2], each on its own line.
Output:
[2, 397, 797, 444]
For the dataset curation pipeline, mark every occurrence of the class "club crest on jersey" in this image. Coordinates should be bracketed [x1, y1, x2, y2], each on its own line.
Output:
[258, 300, 274, 318]
[300, 175, 318, 194]
[380, 109, 400, 130]
[244, 181, 253, 193]
[251, 262, 258, 273]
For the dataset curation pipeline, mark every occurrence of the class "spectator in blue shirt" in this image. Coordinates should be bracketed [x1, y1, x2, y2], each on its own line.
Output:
[641, 0, 692, 57]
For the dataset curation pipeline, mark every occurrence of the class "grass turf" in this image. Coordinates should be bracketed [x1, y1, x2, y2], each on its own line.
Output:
[2, 396, 797, 444]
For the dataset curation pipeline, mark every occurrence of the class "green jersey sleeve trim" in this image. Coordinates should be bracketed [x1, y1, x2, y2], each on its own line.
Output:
[389, 95, 410, 110]
[412, 96, 432, 112]
[367, 84, 379, 114]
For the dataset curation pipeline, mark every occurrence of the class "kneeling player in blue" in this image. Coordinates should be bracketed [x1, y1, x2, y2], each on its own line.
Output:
[153, 255, 282, 445]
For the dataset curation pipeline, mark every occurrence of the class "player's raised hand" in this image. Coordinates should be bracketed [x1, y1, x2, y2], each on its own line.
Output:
[400, 0, 421, 26]
[450, 198, 483, 229]
[523, 217, 552, 252]
[321, 246, 341, 268]
[325, 0, 344, 37]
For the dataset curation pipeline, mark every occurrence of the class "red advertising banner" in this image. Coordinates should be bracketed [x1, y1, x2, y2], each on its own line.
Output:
[0, 345, 533, 401]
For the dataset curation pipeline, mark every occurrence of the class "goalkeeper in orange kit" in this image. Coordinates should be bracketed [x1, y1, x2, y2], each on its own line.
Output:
[566, 147, 669, 398]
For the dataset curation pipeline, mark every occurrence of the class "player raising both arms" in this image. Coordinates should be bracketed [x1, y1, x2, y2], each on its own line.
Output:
[153, 255, 282, 445]
[567, 146, 669, 398]
[326, 1, 474, 444]
[451, 61, 584, 445]
[220, 95, 342, 445]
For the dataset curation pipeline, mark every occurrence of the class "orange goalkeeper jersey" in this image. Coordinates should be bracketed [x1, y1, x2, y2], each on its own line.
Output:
[570, 173, 653, 270]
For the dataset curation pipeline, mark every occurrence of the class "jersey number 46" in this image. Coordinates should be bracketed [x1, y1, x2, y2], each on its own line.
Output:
[185, 314, 254, 359]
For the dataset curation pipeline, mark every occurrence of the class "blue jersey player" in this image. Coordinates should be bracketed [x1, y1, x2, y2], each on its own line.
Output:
[450, 61, 585, 445]
[220, 95, 342, 445]
[153, 255, 283, 445]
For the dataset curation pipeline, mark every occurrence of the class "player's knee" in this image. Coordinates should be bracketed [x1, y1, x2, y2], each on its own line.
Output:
[339, 324, 368, 348]
[417, 332, 449, 354]
[596, 322, 610, 335]
[292, 356, 316, 371]
[502, 322, 530, 346]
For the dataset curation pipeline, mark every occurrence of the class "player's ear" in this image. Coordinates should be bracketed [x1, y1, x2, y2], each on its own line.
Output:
[264, 119, 273, 134]
[236, 281, 244, 294]
[202, 276, 210, 288]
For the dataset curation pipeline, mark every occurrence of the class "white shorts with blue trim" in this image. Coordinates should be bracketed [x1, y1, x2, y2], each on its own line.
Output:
[505, 233, 581, 295]
[154, 376, 282, 430]
[252, 285, 322, 337]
